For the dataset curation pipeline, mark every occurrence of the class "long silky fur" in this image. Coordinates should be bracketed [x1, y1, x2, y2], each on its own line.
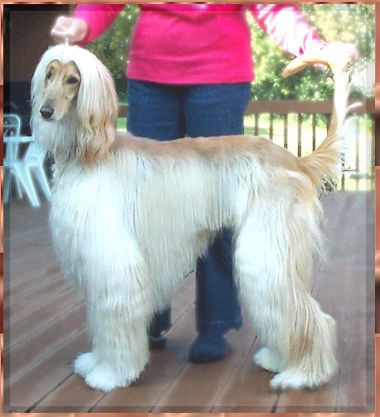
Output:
[31, 44, 351, 392]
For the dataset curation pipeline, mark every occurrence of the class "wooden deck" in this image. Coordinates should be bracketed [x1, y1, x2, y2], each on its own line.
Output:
[4, 191, 374, 413]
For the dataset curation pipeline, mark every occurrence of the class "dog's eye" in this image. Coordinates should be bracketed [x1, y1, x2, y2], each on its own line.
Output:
[67, 76, 79, 85]
[46, 71, 52, 80]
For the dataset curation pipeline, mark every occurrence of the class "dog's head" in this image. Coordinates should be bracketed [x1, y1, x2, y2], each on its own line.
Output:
[39, 59, 81, 122]
[31, 44, 118, 164]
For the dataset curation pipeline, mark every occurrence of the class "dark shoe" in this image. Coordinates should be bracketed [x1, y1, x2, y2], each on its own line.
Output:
[188, 333, 231, 363]
[149, 330, 168, 350]
[148, 308, 171, 350]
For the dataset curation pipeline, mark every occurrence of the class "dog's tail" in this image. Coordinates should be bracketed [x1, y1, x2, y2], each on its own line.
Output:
[282, 43, 356, 189]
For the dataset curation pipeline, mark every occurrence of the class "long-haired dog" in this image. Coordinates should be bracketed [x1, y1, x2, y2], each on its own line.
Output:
[31, 44, 353, 392]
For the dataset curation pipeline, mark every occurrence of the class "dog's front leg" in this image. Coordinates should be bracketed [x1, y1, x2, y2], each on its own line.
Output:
[73, 242, 151, 392]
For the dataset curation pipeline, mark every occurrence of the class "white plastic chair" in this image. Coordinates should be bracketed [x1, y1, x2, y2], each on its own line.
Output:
[4, 113, 51, 207]
[20, 143, 52, 203]
[4, 113, 23, 203]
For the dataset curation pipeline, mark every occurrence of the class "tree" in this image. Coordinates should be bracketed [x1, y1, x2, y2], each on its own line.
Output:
[88, 5, 139, 102]
[249, 4, 374, 100]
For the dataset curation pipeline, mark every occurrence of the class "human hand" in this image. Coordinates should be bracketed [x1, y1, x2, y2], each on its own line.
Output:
[283, 42, 358, 78]
[319, 42, 358, 73]
[51, 16, 88, 44]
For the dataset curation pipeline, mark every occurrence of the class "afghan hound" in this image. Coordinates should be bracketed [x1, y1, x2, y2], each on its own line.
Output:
[31, 43, 353, 392]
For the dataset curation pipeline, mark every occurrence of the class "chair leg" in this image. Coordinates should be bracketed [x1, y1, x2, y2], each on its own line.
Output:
[4, 168, 11, 204]
[13, 164, 40, 207]
[4, 169, 25, 202]
[33, 165, 52, 201]
[15, 176, 24, 199]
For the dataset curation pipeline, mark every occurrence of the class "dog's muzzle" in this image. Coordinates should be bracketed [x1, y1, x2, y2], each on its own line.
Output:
[40, 104, 54, 120]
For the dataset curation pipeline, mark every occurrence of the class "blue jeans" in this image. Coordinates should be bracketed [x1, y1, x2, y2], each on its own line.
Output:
[127, 79, 251, 336]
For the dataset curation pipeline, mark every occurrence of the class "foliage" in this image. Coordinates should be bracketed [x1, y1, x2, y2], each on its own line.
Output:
[250, 4, 375, 100]
[88, 5, 139, 102]
[87, 4, 374, 102]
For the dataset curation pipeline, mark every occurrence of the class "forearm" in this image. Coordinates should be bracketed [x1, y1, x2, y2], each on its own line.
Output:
[74, 4, 125, 45]
[248, 4, 326, 56]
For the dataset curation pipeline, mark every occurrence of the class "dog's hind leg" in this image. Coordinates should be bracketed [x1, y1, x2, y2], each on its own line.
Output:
[73, 235, 151, 392]
[233, 191, 337, 390]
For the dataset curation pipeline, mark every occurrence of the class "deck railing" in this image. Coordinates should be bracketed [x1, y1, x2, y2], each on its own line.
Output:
[119, 99, 375, 190]
[244, 99, 374, 190]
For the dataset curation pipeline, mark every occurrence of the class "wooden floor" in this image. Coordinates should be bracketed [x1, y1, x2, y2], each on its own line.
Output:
[4, 191, 375, 412]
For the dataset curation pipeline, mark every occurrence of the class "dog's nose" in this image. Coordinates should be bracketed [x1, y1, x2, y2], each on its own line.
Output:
[40, 105, 54, 120]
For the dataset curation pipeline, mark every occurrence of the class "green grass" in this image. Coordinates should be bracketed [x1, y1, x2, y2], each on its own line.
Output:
[117, 117, 127, 131]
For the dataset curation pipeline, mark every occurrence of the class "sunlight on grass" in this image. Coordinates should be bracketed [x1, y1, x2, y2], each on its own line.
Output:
[117, 118, 127, 131]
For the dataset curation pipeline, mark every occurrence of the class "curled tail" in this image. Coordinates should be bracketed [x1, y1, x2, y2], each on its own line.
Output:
[282, 43, 356, 189]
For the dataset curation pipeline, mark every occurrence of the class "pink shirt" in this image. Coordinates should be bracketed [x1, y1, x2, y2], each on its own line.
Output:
[75, 4, 325, 84]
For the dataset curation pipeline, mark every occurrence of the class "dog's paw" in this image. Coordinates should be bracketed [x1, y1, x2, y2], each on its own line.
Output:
[84, 362, 129, 392]
[74, 352, 98, 378]
[254, 347, 282, 373]
[270, 369, 324, 390]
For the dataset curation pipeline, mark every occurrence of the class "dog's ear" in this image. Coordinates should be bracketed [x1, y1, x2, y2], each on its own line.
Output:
[75, 55, 118, 165]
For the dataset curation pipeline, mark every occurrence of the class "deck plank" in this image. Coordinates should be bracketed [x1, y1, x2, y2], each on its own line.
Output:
[209, 330, 278, 412]
[7, 290, 81, 350]
[92, 303, 195, 412]
[335, 192, 374, 412]
[152, 319, 259, 413]
[5, 329, 89, 412]
[33, 278, 195, 412]
[276, 192, 372, 412]
[276, 192, 351, 411]
[5, 192, 374, 412]
[6, 303, 86, 384]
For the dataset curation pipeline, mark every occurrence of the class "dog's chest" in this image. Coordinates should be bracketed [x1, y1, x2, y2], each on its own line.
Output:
[50, 167, 118, 250]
